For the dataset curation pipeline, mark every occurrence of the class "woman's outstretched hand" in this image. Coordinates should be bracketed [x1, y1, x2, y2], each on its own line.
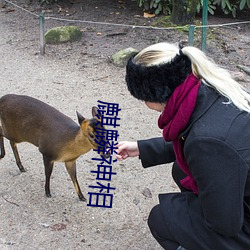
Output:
[116, 141, 139, 160]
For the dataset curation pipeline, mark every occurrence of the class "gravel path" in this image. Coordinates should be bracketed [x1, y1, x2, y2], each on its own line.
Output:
[0, 4, 175, 250]
[0, 1, 249, 249]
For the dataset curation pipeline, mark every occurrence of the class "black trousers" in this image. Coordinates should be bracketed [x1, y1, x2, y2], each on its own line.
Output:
[148, 162, 250, 250]
[148, 162, 188, 250]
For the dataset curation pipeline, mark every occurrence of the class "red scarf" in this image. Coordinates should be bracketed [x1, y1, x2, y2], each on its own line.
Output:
[158, 73, 200, 194]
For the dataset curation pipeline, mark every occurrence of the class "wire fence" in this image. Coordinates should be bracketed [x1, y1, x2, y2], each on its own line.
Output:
[3, 0, 250, 55]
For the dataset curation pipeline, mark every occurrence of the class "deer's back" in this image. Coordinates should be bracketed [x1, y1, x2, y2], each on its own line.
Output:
[0, 94, 79, 147]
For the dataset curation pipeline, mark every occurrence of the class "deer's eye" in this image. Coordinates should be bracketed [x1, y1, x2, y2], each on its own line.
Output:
[89, 133, 95, 139]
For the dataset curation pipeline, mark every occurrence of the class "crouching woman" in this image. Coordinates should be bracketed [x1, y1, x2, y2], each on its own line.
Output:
[117, 42, 250, 250]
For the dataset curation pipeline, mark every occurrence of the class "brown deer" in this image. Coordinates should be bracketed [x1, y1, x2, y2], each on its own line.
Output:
[0, 94, 107, 201]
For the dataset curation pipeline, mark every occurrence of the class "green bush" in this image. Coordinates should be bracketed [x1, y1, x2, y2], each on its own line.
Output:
[212, 0, 250, 17]
[135, 0, 250, 17]
[135, 0, 172, 15]
[196, 0, 216, 15]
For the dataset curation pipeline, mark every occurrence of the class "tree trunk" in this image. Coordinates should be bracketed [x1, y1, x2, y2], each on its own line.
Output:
[171, 0, 198, 25]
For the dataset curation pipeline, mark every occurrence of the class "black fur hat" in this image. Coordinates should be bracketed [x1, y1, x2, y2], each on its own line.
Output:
[125, 52, 192, 103]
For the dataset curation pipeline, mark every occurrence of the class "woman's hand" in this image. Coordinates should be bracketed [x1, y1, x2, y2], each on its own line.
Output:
[116, 141, 139, 160]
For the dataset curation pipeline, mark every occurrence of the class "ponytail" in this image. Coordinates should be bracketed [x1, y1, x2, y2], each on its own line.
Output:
[182, 46, 250, 112]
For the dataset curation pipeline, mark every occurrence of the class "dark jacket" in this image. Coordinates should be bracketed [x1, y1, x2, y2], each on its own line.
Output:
[138, 84, 250, 249]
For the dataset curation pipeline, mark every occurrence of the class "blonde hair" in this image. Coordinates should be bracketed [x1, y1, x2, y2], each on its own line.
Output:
[134, 42, 250, 113]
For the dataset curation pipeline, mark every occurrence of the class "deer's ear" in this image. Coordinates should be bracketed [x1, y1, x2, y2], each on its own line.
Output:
[76, 111, 85, 125]
[92, 106, 99, 117]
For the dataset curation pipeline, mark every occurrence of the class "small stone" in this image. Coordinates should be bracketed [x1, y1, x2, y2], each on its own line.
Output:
[112, 47, 138, 67]
[133, 197, 140, 205]
[0, 0, 6, 8]
[45, 26, 82, 44]
[231, 71, 247, 82]
[39, 223, 50, 228]
[142, 187, 152, 198]
[236, 65, 250, 76]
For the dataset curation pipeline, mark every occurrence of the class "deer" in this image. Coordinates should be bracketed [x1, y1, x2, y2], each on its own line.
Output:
[0, 94, 107, 201]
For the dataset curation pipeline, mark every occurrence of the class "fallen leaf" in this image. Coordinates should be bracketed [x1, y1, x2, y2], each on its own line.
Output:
[51, 223, 67, 231]
[143, 12, 155, 18]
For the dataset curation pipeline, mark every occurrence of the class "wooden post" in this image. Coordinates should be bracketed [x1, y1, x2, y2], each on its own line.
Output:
[188, 25, 195, 46]
[39, 11, 45, 55]
[202, 0, 208, 51]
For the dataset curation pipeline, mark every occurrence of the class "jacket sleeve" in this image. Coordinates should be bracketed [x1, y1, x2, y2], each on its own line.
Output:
[137, 137, 176, 168]
[185, 136, 248, 237]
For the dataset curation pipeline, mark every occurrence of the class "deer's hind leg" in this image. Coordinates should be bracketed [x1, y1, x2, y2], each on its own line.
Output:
[65, 161, 86, 201]
[10, 141, 26, 172]
[0, 126, 5, 159]
[43, 155, 54, 198]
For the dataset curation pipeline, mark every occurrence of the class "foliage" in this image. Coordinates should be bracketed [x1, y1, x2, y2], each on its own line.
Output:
[135, 0, 250, 17]
[134, 0, 172, 15]
[196, 0, 216, 15]
[211, 0, 238, 17]
[239, 0, 250, 9]
[213, 0, 250, 17]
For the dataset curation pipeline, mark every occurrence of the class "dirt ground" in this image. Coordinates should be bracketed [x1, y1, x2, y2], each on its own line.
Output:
[0, 0, 249, 249]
